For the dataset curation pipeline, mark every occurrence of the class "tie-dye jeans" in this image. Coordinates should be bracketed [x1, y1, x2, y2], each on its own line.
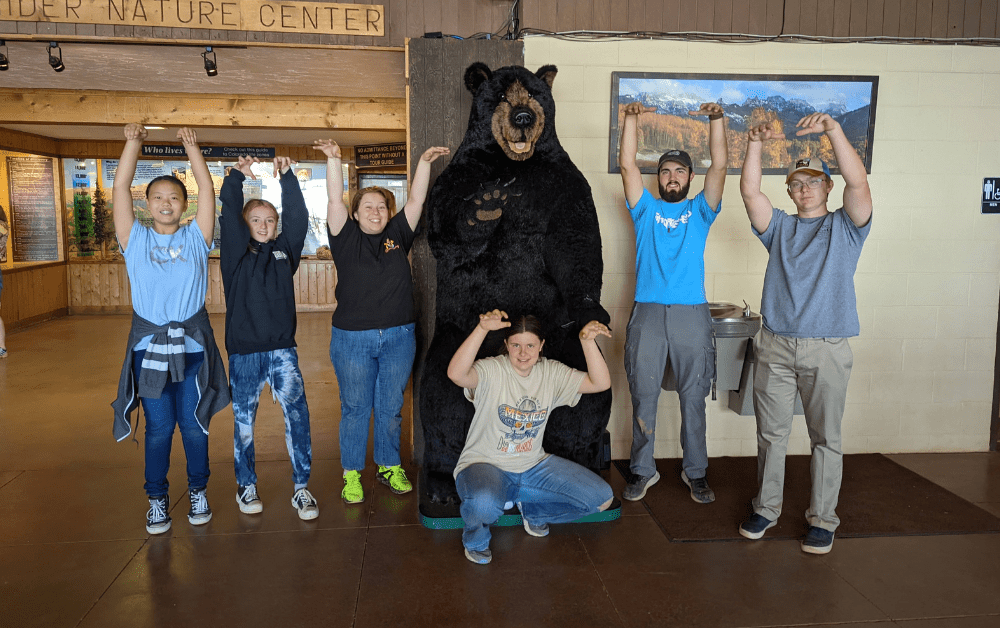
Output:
[230, 347, 311, 489]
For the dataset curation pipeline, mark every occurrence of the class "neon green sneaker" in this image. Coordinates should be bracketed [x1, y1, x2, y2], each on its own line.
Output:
[341, 470, 364, 504]
[376, 465, 413, 495]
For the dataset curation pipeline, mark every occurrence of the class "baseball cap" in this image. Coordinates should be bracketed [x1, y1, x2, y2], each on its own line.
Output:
[786, 157, 831, 183]
[657, 149, 693, 173]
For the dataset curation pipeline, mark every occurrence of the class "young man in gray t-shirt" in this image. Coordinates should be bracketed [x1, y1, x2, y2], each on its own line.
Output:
[738, 112, 873, 555]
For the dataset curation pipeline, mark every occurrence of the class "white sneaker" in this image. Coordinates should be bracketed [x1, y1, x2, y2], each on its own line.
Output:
[237, 484, 263, 514]
[291, 487, 319, 521]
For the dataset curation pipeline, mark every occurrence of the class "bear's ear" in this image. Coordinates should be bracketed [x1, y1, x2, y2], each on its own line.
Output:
[535, 65, 557, 89]
[464, 62, 492, 94]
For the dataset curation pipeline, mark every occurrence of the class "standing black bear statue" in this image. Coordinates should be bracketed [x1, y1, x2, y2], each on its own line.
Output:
[419, 62, 612, 506]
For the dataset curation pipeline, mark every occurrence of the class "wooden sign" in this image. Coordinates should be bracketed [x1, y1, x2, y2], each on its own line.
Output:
[0, 1, 385, 36]
[355, 143, 406, 168]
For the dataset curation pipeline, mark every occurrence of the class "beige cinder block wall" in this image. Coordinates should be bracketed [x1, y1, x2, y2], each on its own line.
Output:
[524, 37, 1000, 459]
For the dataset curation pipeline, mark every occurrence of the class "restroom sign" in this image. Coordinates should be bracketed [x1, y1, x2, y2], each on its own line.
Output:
[983, 178, 1000, 214]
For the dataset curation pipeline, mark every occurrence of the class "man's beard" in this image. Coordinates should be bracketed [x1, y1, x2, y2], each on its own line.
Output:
[659, 181, 691, 203]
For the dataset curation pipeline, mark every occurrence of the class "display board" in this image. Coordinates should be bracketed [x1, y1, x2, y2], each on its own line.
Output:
[2, 153, 62, 265]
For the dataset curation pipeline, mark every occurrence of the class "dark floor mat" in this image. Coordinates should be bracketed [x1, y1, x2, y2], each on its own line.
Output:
[613, 454, 1000, 542]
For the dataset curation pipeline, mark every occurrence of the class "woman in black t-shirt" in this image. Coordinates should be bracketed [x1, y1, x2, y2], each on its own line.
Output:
[314, 139, 449, 505]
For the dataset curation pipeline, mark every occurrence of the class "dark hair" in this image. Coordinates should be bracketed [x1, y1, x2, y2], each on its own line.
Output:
[145, 175, 188, 203]
[501, 315, 545, 354]
[242, 198, 278, 225]
[349, 186, 396, 221]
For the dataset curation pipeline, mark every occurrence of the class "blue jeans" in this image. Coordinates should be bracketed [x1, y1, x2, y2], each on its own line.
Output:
[230, 348, 311, 489]
[135, 350, 209, 498]
[455, 456, 614, 552]
[329, 323, 415, 471]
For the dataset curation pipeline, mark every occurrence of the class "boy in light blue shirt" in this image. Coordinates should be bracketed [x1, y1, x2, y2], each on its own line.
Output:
[738, 113, 873, 555]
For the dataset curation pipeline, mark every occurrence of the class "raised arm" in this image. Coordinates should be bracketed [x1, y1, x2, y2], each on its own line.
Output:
[796, 113, 872, 227]
[619, 102, 656, 207]
[177, 128, 215, 247]
[690, 103, 728, 210]
[219, 156, 255, 283]
[112, 123, 146, 250]
[314, 139, 348, 236]
[447, 309, 510, 390]
[275, 156, 309, 269]
[403, 146, 450, 232]
[576, 321, 612, 394]
[740, 123, 782, 233]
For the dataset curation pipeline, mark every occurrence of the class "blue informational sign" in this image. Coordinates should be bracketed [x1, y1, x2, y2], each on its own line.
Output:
[141, 145, 276, 159]
[983, 178, 1000, 214]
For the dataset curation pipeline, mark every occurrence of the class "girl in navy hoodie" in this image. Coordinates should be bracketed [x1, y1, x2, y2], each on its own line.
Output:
[219, 155, 317, 520]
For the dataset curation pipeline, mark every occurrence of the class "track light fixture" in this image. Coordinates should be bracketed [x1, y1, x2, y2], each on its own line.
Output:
[0, 40, 8, 72]
[48, 42, 64, 72]
[201, 46, 217, 77]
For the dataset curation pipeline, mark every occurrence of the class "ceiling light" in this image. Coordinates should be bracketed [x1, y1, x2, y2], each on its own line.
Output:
[0, 40, 8, 72]
[48, 42, 64, 72]
[144, 126, 165, 130]
[201, 46, 217, 77]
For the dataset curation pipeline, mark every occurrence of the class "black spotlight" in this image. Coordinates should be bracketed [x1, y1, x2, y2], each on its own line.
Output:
[48, 42, 64, 72]
[0, 40, 8, 72]
[201, 46, 217, 77]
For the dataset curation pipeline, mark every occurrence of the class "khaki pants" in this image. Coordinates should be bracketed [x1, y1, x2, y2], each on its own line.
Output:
[752, 328, 853, 531]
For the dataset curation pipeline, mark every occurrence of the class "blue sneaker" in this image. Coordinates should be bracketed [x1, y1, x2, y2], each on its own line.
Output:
[464, 547, 492, 564]
[801, 526, 835, 554]
[739, 513, 776, 540]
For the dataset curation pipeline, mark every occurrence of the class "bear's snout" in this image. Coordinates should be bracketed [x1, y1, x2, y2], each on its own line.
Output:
[513, 109, 534, 128]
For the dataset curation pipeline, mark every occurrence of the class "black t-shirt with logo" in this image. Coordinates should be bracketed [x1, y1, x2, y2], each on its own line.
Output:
[328, 212, 415, 331]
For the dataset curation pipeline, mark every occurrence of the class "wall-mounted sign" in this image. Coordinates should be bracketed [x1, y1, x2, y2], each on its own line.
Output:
[142, 145, 276, 159]
[355, 143, 406, 168]
[7, 156, 59, 263]
[983, 178, 1000, 214]
[1, 1, 384, 36]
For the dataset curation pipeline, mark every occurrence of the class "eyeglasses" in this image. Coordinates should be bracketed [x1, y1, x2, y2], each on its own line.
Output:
[787, 178, 826, 192]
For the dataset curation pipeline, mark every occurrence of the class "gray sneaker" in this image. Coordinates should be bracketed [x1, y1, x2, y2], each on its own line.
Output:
[464, 547, 492, 564]
[681, 471, 716, 504]
[622, 471, 660, 501]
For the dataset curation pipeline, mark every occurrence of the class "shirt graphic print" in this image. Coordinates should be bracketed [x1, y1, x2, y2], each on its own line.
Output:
[496, 396, 548, 454]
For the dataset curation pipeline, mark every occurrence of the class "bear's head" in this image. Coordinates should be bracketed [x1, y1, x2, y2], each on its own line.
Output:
[463, 63, 558, 162]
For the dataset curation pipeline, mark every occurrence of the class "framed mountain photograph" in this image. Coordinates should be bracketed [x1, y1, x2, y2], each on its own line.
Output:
[608, 72, 879, 176]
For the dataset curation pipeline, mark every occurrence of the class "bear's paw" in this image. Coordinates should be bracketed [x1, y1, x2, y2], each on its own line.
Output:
[463, 178, 520, 226]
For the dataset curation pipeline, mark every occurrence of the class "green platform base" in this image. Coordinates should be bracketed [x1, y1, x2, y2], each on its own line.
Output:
[420, 498, 622, 530]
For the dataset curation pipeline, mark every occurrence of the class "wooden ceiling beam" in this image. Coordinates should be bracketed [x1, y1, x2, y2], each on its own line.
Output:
[0, 89, 405, 131]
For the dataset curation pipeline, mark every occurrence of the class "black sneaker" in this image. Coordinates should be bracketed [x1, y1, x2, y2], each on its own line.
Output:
[291, 487, 319, 521]
[237, 484, 263, 514]
[681, 471, 716, 504]
[622, 471, 660, 501]
[801, 526, 835, 554]
[739, 513, 776, 540]
[188, 488, 212, 525]
[146, 496, 171, 535]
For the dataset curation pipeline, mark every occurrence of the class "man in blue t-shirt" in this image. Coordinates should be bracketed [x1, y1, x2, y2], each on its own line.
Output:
[738, 113, 873, 555]
[619, 101, 728, 504]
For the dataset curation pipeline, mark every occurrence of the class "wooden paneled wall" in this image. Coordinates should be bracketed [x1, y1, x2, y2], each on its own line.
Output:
[68, 260, 338, 315]
[406, 37, 525, 463]
[1, 263, 69, 330]
[1, 1, 993, 46]
[520, 0, 1000, 39]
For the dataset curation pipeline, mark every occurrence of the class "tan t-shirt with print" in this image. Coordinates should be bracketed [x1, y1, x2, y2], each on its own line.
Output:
[453, 355, 585, 479]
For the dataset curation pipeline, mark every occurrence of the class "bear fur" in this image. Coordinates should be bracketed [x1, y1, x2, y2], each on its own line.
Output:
[419, 62, 612, 505]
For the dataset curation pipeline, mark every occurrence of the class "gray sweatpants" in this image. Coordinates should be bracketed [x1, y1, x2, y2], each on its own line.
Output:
[625, 302, 715, 480]
[751, 328, 853, 531]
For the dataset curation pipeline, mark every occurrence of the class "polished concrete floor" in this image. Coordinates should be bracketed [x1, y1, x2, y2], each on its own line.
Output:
[2, 313, 1000, 628]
